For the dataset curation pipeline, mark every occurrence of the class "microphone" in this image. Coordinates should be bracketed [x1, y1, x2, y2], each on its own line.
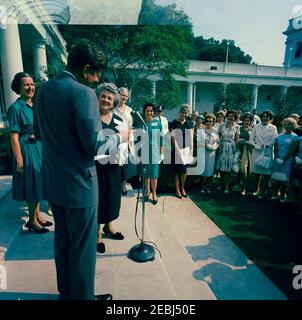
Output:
[131, 110, 147, 129]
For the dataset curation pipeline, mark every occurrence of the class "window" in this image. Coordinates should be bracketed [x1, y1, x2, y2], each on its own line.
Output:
[295, 41, 302, 59]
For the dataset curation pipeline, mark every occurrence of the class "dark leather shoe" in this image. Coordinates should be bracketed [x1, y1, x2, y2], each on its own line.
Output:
[97, 242, 105, 253]
[38, 220, 53, 227]
[152, 199, 158, 205]
[122, 190, 127, 196]
[103, 227, 124, 240]
[94, 294, 113, 300]
[181, 194, 188, 198]
[175, 194, 182, 199]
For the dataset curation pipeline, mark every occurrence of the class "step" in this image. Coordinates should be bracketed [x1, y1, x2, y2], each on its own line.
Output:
[0, 176, 12, 202]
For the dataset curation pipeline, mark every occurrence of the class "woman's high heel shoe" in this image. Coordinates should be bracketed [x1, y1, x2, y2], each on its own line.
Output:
[25, 222, 49, 234]
[38, 220, 53, 227]
[144, 192, 150, 201]
[102, 226, 124, 240]
[97, 242, 106, 253]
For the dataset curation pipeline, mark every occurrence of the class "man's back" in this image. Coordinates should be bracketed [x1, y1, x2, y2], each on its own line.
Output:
[35, 71, 100, 208]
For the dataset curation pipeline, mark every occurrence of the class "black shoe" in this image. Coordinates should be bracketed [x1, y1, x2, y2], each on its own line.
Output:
[175, 194, 182, 199]
[144, 192, 150, 201]
[102, 227, 124, 240]
[38, 220, 53, 227]
[25, 222, 49, 234]
[122, 190, 128, 196]
[152, 199, 158, 205]
[97, 242, 106, 253]
[94, 294, 113, 301]
[181, 193, 188, 198]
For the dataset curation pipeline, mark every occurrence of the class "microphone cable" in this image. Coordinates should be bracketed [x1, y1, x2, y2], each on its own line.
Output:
[133, 173, 162, 259]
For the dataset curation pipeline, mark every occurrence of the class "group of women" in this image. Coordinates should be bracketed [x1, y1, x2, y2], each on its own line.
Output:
[194, 108, 302, 213]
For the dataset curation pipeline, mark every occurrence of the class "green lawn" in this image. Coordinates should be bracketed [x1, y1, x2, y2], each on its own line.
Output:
[189, 185, 302, 300]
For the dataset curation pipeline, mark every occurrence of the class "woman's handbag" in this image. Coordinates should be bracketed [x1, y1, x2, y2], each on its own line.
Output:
[255, 146, 271, 169]
[271, 161, 288, 182]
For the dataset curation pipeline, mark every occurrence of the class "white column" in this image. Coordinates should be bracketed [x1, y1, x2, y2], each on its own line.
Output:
[0, 23, 24, 110]
[280, 86, 289, 101]
[33, 39, 48, 81]
[251, 85, 260, 112]
[151, 81, 156, 98]
[187, 82, 194, 113]
[221, 83, 228, 105]
[192, 84, 196, 112]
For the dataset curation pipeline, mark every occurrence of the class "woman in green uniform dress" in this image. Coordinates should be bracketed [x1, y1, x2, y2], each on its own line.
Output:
[7, 72, 51, 233]
[143, 103, 163, 205]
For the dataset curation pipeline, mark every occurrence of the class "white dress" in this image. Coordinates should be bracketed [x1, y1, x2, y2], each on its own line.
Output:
[249, 123, 278, 175]
[197, 128, 219, 177]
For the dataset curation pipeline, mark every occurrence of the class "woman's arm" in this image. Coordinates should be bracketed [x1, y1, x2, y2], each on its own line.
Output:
[10, 132, 24, 174]
[282, 140, 299, 162]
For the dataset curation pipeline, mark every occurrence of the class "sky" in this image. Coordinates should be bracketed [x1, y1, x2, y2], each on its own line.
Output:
[156, 0, 300, 66]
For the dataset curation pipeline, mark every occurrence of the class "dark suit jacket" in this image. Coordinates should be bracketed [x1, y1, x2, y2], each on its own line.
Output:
[34, 71, 120, 208]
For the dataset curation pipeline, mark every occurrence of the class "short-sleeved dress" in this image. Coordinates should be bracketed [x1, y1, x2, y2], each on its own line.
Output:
[271, 132, 299, 182]
[169, 119, 193, 173]
[7, 98, 43, 202]
[291, 136, 302, 187]
[144, 118, 163, 179]
[197, 128, 219, 177]
[217, 123, 240, 172]
[239, 126, 252, 174]
[95, 113, 122, 224]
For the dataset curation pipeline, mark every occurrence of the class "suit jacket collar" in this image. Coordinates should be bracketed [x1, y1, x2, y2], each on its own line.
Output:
[57, 71, 79, 82]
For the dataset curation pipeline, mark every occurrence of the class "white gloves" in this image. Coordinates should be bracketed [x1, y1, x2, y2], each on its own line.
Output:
[254, 144, 262, 151]
[276, 158, 284, 166]
[295, 156, 302, 165]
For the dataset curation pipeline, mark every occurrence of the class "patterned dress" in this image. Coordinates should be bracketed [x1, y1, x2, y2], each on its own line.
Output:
[217, 123, 240, 172]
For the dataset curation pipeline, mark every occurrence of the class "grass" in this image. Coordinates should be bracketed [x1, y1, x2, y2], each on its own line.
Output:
[189, 181, 302, 300]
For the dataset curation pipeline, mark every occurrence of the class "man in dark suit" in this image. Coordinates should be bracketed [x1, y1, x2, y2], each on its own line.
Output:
[35, 39, 126, 300]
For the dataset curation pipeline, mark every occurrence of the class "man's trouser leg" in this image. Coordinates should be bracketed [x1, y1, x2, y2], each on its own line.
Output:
[51, 203, 97, 300]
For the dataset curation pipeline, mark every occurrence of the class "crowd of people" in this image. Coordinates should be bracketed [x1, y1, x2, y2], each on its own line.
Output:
[5, 38, 302, 300]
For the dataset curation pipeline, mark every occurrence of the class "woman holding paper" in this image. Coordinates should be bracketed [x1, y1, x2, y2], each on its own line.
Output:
[169, 104, 194, 199]
[95, 83, 124, 254]
[143, 103, 163, 205]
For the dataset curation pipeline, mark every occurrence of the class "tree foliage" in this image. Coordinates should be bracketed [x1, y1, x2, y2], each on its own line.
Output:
[60, 24, 192, 108]
[138, 0, 193, 29]
[192, 37, 252, 64]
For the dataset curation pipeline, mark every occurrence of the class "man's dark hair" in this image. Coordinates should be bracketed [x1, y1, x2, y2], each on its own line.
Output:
[67, 39, 107, 72]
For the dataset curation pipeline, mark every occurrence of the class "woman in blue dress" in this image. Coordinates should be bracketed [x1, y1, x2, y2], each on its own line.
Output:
[7, 72, 51, 233]
[143, 103, 163, 205]
[271, 117, 299, 202]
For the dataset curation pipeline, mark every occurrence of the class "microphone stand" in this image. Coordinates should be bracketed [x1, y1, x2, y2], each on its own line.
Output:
[128, 112, 155, 263]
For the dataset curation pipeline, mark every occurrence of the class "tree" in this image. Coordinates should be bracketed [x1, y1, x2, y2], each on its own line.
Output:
[138, 0, 193, 30]
[60, 24, 192, 108]
[192, 37, 252, 64]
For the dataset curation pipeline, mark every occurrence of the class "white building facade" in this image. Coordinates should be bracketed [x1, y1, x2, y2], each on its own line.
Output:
[0, 0, 68, 125]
